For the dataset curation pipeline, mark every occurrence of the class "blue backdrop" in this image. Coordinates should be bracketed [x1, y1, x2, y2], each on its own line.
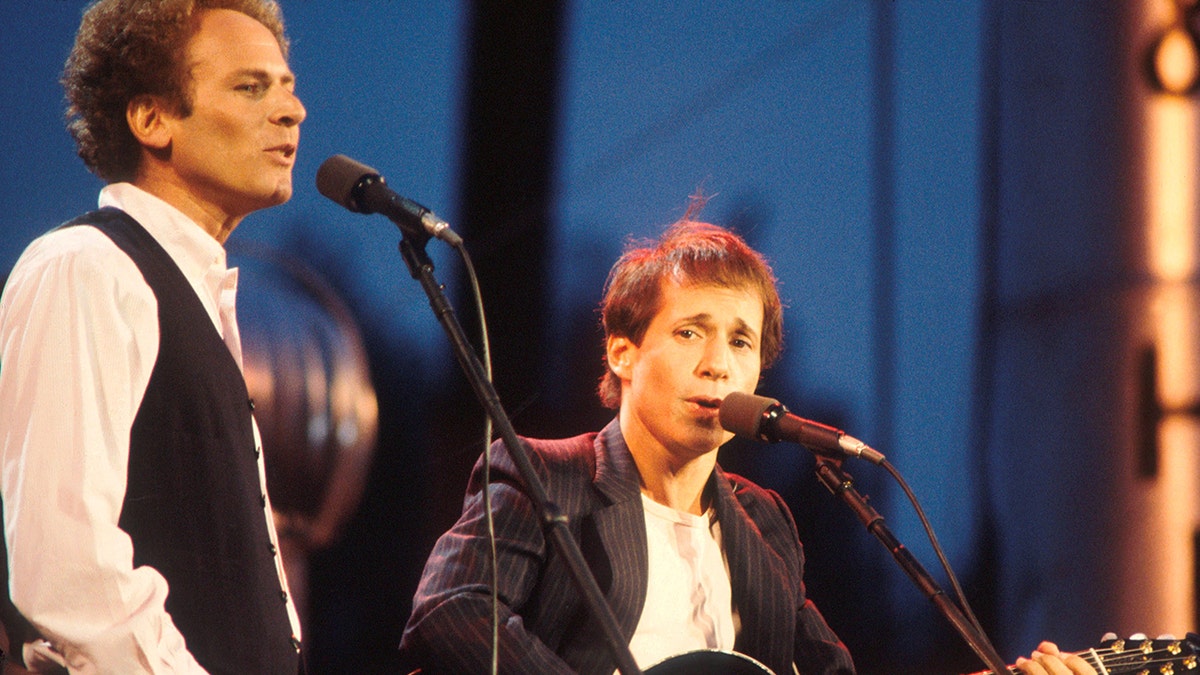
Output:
[1, 2, 999, 672]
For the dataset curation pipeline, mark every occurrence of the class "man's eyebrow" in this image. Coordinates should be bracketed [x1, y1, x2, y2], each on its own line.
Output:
[732, 317, 760, 339]
[229, 67, 295, 83]
[674, 313, 760, 337]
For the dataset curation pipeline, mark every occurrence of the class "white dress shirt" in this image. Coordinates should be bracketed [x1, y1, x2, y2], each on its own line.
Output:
[0, 183, 300, 673]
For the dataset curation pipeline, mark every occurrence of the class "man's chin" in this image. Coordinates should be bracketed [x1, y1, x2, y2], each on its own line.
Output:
[685, 423, 730, 454]
[250, 183, 293, 211]
[269, 182, 294, 205]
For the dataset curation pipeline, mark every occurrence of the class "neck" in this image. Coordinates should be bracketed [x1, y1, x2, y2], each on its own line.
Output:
[621, 422, 717, 516]
[639, 468, 713, 515]
[132, 174, 242, 243]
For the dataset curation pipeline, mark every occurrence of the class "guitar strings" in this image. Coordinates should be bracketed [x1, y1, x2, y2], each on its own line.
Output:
[991, 642, 1195, 674]
[1077, 642, 1194, 672]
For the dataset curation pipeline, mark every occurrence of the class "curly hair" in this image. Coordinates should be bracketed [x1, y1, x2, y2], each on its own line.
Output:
[597, 219, 784, 409]
[62, 0, 288, 183]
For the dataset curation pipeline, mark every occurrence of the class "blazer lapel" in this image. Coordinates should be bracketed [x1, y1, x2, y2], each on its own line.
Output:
[589, 420, 648, 640]
[713, 467, 795, 670]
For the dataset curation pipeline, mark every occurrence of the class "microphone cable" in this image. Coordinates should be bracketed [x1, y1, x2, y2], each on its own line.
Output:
[448, 238, 500, 675]
[878, 457, 989, 648]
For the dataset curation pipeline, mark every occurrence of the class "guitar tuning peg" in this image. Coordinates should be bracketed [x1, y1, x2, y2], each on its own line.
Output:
[1129, 633, 1148, 640]
[1101, 632, 1117, 641]
[1156, 633, 1179, 640]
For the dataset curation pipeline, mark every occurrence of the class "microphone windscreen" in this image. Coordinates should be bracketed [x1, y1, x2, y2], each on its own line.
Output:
[316, 154, 378, 211]
[719, 391, 778, 439]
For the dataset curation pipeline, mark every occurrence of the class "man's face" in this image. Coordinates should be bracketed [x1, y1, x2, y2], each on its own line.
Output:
[160, 9, 305, 222]
[609, 280, 765, 461]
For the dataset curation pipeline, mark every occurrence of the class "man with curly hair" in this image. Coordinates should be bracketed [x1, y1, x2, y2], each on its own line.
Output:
[0, 0, 306, 672]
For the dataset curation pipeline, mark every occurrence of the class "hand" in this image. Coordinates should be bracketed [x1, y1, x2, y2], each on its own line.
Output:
[1013, 642, 1096, 675]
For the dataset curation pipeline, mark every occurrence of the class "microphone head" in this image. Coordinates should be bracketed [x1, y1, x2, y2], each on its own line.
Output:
[719, 391, 781, 441]
[316, 154, 380, 213]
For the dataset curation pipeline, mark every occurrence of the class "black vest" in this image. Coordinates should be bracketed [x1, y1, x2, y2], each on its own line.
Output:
[68, 208, 299, 673]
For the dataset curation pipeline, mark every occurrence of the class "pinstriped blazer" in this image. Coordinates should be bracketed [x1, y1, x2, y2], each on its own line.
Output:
[399, 419, 855, 675]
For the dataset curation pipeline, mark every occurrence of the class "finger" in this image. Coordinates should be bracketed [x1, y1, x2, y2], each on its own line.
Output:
[1033, 642, 1095, 675]
[1014, 656, 1048, 675]
[1061, 653, 1096, 675]
[1036, 641, 1062, 656]
[1030, 654, 1076, 675]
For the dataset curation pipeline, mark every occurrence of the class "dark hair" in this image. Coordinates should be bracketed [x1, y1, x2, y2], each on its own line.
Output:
[62, 0, 288, 183]
[597, 220, 784, 409]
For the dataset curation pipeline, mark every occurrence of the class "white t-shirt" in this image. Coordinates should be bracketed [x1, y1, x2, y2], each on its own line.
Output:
[626, 493, 737, 670]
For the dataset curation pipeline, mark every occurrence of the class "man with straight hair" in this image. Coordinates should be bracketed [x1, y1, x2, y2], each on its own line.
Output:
[400, 219, 1097, 675]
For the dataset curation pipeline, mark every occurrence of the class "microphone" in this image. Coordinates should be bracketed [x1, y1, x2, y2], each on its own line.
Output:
[316, 154, 462, 246]
[719, 391, 885, 464]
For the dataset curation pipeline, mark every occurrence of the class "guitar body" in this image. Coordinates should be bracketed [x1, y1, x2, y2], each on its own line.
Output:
[645, 649, 775, 675]
[643, 634, 1200, 675]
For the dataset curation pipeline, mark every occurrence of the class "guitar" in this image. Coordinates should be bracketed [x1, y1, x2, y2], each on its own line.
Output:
[646, 649, 773, 674]
[647, 633, 1200, 675]
[971, 633, 1200, 675]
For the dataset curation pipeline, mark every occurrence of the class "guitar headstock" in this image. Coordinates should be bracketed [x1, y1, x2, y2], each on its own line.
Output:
[1094, 632, 1200, 673]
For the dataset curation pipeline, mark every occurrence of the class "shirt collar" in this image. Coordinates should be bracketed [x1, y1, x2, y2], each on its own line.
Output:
[98, 182, 232, 312]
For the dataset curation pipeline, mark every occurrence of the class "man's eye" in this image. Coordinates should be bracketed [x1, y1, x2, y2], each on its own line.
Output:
[236, 83, 263, 94]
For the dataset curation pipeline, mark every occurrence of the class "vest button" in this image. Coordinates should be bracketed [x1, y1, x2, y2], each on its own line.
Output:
[268, 542, 277, 555]
[280, 590, 288, 602]
[260, 494, 267, 508]
[254, 446, 261, 459]
[248, 397, 256, 411]
[290, 636, 301, 652]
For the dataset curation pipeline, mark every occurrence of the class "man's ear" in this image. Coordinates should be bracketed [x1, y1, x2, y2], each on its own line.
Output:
[606, 335, 635, 382]
[126, 95, 172, 150]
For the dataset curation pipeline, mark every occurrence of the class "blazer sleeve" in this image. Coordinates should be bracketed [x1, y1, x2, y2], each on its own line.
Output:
[793, 597, 856, 675]
[399, 437, 576, 674]
[750, 483, 856, 675]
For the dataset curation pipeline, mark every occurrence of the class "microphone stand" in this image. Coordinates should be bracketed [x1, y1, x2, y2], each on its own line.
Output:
[397, 234, 643, 675]
[813, 458, 1011, 675]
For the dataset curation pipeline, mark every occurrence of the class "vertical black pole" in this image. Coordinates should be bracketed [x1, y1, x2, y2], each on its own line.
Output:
[431, 0, 566, 519]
